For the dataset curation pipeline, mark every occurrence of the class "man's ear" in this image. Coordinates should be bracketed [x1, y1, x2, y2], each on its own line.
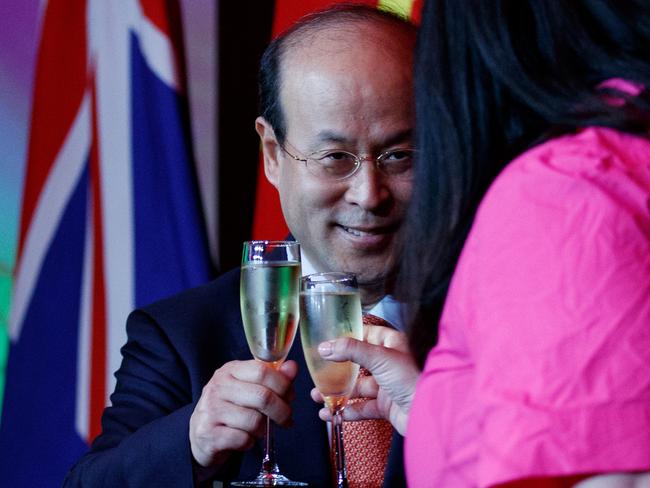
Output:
[255, 116, 281, 189]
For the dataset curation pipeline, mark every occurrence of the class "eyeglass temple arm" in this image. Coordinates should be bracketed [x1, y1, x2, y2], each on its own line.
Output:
[279, 143, 308, 163]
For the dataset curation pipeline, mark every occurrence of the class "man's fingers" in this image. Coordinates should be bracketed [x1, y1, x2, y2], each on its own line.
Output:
[191, 422, 256, 467]
[198, 399, 267, 438]
[279, 360, 298, 380]
[203, 361, 295, 426]
[212, 426, 256, 453]
[227, 360, 294, 397]
[190, 359, 299, 468]
[222, 382, 293, 426]
[190, 399, 260, 467]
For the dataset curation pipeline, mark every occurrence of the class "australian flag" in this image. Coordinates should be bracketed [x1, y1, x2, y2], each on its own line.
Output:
[0, 0, 212, 485]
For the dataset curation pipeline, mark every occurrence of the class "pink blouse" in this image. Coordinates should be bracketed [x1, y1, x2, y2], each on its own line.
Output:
[405, 126, 650, 487]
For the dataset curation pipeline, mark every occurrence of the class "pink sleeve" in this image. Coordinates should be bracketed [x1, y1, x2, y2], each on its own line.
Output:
[455, 131, 650, 486]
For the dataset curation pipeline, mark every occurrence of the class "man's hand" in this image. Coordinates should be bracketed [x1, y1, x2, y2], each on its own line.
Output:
[190, 359, 298, 468]
[310, 325, 419, 435]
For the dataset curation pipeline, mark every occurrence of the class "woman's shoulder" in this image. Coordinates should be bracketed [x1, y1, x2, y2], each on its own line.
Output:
[485, 127, 650, 217]
[517, 127, 649, 173]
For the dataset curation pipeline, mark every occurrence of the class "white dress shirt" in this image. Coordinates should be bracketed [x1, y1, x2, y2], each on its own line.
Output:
[300, 252, 404, 331]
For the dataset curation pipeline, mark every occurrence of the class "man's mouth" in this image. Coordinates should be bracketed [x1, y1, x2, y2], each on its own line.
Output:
[337, 224, 398, 247]
[341, 226, 380, 237]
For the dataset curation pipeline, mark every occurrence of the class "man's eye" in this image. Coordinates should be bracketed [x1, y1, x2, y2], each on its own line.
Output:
[384, 150, 413, 161]
[323, 152, 354, 161]
[318, 152, 356, 165]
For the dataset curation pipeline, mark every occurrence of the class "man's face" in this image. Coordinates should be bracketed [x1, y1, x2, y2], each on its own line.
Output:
[259, 24, 414, 303]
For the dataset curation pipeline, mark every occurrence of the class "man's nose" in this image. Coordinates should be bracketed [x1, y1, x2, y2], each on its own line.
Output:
[344, 160, 390, 210]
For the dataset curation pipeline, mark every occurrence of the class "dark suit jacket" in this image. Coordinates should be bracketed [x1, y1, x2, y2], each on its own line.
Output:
[64, 268, 405, 487]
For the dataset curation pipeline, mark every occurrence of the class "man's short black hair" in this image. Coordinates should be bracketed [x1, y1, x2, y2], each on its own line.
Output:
[258, 3, 416, 144]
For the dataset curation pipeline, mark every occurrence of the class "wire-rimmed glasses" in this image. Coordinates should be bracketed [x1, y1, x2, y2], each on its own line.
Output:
[280, 141, 414, 181]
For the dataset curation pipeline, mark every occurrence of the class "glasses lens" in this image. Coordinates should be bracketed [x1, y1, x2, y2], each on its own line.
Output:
[309, 151, 359, 179]
[378, 149, 414, 176]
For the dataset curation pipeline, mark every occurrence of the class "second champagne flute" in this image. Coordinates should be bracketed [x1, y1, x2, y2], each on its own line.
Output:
[234, 240, 307, 487]
[299, 272, 363, 488]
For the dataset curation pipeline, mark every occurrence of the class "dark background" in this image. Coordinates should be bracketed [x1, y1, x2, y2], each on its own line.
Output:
[218, 2, 276, 273]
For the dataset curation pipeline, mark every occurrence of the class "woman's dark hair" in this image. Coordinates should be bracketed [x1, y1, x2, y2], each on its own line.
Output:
[402, 0, 650, 367]
[258, 3, 416, 144]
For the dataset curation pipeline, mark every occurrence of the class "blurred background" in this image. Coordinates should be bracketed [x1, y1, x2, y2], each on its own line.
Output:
[0, 0, 419, 485]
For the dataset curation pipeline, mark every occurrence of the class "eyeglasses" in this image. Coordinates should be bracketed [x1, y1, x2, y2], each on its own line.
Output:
[280, 141, 414, 181]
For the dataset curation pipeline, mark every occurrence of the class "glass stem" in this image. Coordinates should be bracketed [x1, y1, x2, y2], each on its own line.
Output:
[261, 415, 280, 475]
[332, 409, 348, 488]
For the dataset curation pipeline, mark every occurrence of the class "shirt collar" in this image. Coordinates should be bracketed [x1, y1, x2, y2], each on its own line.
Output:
[301, 251, 404, 331]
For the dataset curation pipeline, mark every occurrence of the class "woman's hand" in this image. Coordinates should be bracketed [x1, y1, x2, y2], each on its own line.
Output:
[310, 325, 419, 435]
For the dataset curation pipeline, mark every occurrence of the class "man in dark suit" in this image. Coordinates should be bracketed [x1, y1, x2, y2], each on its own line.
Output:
[65, 5, 418, 487]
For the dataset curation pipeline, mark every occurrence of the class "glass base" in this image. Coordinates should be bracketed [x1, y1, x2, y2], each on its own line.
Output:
[231, 473, 308, 487]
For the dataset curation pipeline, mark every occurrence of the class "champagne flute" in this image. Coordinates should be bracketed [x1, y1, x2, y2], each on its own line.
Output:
[233, 240, 307, 487]
[299, 272, 363, 488]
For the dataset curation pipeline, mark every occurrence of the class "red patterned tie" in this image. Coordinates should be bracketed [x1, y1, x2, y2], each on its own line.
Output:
[338, 313, 394, 488]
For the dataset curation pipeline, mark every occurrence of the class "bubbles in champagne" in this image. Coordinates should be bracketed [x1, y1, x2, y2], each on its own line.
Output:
[240, 262, 301, 364]
[299, 291, 363, 406]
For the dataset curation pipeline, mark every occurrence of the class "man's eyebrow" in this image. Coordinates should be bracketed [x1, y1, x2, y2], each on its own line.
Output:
[311, 129, 413, 149]
[383, 129, 413, 147]
[313, 131, 352, 146]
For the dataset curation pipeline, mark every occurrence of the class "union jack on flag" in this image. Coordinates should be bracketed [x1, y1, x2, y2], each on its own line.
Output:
[0, 1, 212, 485]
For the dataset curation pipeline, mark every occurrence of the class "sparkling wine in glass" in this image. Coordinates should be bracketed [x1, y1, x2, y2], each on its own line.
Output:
[233, 240, 307, 487]
[299, 272, 363, 488]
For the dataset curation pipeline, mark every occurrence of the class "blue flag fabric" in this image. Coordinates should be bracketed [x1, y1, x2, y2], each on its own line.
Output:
[0, 1, 212, 486]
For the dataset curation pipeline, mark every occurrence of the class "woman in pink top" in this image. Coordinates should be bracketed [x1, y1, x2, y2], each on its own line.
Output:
[314, 1, 650, 485]
[400, 0, 650, 486]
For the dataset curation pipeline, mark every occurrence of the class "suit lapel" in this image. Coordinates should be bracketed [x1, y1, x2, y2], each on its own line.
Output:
[274, 332, 333, 486]
[383, 432, 406, 487]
